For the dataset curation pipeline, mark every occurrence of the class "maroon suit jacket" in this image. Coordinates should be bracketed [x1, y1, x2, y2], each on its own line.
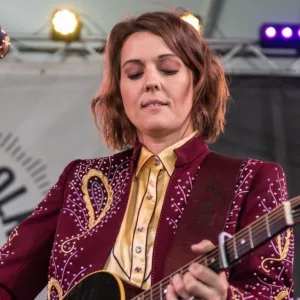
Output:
[0, 136, 294, 299]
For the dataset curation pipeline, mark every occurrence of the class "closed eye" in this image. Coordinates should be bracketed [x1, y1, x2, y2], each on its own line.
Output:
[128, 73, 143, 80]
[127, 70, 178, 80]
[162, 70, 178, 75]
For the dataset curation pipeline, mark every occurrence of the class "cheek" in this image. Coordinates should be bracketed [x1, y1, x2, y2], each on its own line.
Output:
[171, 78, 194, 109]
[120, 85, 139, 124]
[120, 79, 143, 114]
[120, 81, 132, 110]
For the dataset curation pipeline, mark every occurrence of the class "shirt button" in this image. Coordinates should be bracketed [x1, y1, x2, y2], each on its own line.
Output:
[154, 157, 160, 166]
[146, 194, 153, 200]
[137, 226, 144, 232]
[135, 246, 142, 253]
[135, 266, 142, 272]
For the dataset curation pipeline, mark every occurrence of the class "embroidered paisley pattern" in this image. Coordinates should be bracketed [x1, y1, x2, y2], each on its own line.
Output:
[274, 289, 289, 300]
[261, 228, 291, 273]
[61, 169, 114, 253]
[82, 169, 113, 229]
[48, 278, 63, 300]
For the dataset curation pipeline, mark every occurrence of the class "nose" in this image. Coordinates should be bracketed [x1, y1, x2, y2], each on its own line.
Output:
[144, 71, 161, 92]
[144, 81, 160, 92]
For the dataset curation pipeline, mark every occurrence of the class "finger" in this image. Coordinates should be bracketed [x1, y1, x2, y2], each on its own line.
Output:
[183, 271, 217, 299]
[171, 273, 192, 299]
[165, 284, 179, 300]
[191, 240, 215, 254]
[188, 263, 229, 295]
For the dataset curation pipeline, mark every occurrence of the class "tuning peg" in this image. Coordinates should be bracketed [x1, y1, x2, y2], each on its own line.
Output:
[0, 27, 10, 59]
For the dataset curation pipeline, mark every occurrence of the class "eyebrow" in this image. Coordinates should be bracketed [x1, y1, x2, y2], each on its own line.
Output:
[121, 54, 178, 69]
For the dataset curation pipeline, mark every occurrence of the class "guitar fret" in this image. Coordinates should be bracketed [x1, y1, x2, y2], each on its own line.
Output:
[265, 214, 271, 237]
[248, 226, 254, 249]
[204, 255, 208, 267]
[159, 282, 163, 300]
[233, 235, 238, 259]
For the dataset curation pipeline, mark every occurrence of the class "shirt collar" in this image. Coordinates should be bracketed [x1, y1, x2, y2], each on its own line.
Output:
[135, 131, 198, 177]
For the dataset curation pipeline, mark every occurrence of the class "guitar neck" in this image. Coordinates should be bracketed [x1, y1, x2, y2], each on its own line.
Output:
[133, 197, 300, 300]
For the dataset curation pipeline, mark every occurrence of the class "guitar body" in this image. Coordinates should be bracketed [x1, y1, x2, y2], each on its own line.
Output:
[63, 271, 143, 300]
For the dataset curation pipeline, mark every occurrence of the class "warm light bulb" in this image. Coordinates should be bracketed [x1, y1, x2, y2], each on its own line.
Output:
[180, 13, 201, 32]
[52, 10, 79, 35]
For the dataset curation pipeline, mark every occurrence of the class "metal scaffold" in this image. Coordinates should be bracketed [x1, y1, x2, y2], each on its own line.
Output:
[5, 34, 300, 76]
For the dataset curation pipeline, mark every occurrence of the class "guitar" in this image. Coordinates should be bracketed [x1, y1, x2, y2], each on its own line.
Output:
[63, 195, 300, 300]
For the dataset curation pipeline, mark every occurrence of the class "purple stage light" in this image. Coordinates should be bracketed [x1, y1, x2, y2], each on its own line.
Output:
[265, 26, 276, 38]
[298, 28, 300, 37]
[282, 27, 293, 38]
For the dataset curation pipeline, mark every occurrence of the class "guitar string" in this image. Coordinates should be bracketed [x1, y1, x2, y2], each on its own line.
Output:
[134, 199, 299, 300]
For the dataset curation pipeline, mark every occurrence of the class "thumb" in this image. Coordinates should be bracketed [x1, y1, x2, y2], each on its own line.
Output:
[191, 239, 216, 254]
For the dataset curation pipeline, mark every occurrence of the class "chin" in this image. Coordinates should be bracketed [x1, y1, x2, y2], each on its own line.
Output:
[142, 123, 172, 135]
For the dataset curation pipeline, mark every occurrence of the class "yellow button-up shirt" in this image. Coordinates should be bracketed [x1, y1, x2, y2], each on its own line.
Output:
[104, 132, 197, 289]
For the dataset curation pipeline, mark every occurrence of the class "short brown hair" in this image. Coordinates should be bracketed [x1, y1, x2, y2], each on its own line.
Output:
[91, 11, 230, 151]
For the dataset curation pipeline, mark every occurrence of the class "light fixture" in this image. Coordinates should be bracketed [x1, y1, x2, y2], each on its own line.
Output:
[281, 27, 293, 38]
[175, 7, 202, 32]
[265, 26, 277, 38]
[51, 9, 82, 42]
[260, 23, 300, 49]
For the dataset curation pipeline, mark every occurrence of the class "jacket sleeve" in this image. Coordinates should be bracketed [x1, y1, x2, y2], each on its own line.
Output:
[227, 162, 294, 300]
[0, 160, 79, 300]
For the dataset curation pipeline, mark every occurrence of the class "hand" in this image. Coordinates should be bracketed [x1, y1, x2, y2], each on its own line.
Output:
[166, 240, 229, 300]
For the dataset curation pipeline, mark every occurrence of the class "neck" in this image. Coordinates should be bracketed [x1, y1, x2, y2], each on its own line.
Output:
[137, 127, 194, 154]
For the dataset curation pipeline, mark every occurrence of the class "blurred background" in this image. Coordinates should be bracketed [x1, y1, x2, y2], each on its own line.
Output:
[0, 0, 300, 298]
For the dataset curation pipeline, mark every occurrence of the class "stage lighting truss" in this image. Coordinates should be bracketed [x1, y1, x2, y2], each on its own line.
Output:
[3, 35, 300, 76]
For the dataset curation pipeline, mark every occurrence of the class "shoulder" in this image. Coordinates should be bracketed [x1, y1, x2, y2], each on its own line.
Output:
[229, 158, 288, 230]
[234, 158, 288, 207]
[211, 152, 286, 183]
[238, 158, 286, 183]
[61, 148, 134, 178]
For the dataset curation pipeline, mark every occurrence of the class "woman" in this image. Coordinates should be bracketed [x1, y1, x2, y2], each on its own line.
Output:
[0, 11, 294, 300]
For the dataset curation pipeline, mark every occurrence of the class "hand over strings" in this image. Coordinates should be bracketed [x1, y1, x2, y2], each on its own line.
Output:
[166, 240, 229, 300]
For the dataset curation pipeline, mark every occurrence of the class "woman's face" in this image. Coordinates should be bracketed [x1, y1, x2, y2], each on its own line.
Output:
[120, 31, 194, 139]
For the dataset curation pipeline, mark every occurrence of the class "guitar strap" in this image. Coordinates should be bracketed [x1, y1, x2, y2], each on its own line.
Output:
[163, 152, 245, 277]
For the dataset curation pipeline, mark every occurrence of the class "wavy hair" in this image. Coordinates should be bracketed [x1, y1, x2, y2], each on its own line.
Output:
[91, 11, 230, 151]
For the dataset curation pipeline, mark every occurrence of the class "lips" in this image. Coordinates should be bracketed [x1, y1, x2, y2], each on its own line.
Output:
[142, 100, 168, 108]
